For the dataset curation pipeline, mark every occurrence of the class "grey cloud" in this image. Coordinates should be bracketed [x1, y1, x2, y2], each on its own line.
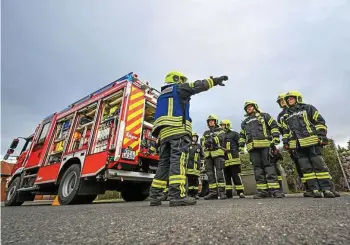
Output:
[2, 0, 349, 156]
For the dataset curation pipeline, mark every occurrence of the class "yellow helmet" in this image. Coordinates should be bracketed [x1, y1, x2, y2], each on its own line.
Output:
[244, 100, 260, 113]
[284, 90, 304, 105]
[277, 93, 287, 108]
[207, 114, 219, 125]
[220, 119, 232, 130]
[165, 71, 188, 84]
[192, 132, 198, 137]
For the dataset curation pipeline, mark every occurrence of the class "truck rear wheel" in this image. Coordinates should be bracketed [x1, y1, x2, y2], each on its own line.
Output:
[120, 182, 150, 202]
[5, 176, 24, 206]
[58, 164, 84, 205]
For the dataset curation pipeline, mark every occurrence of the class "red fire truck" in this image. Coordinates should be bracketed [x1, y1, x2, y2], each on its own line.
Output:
[3, 72, 160, 206]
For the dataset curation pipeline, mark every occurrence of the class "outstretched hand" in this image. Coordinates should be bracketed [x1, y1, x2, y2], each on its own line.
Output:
[210, 76, 228, 86]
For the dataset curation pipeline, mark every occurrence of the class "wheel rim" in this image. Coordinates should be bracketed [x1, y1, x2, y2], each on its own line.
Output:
[7, 185, 17, 201]
[62, 172, 77, 197]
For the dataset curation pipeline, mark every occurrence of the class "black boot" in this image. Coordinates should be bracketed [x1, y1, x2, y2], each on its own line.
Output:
[303, 190, 314, 197]
[272, 190, 284, 198]
[313, 190, 323, 198]
[253, 191, 270, 199]
[219, 192, 227, 200]
[332, 191, 341, 197]
[169, 196, 197, 207]
[323, 190, 335, 198]
[226, 190, 233, 199]
[150, 198, 162, 206]
[204, 192, 218, 200]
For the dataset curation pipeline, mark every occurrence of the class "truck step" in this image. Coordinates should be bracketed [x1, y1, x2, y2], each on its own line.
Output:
[23, 174, 37, 179]
[106, 169, 155, 182]
[17, 186, 40, 192]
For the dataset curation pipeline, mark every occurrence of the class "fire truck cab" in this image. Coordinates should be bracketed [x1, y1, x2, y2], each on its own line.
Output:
[4, 72, 160, 206]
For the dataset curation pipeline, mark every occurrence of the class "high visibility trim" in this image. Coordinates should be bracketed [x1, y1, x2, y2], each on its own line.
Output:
[271, 128, 280, 134]
[267, 182, 280, 189]
[207, 78, 214, 88]
[167, 98, 173, 116]
[315, 124, 327, 131]
[303, 172, 316, 180]
[189, 82, 194, 88]
[256, 183, 268, 190]
[277, 176, 283, 181]
[226, 142, 231, 150]
[151, 179, 168, 189]
[268, 117, 274, 126]
[234, 185, 244, 190]
[225, 158, 240, 166]
[289, 139, 297, 149]
[169, 174, 187, 198]
[298, 135, 319, 147]
[302, 111, 313, 134]
[186, 169, 200, 176]
[301, 177, 306, 183]
[313, 111, 319, 121]
[188, 186, 194, 190]
[159, 126, 192, 141]
[315, 172, 330, 180]
[193, 186, 199, 190]
[130, 91, 144, 101]
[225, 185, 233, 190]
[163, 187, 168, 193]
[217, 183, 226, 187]
[209, 183, 217, 189]
[154, 116, 193, 127]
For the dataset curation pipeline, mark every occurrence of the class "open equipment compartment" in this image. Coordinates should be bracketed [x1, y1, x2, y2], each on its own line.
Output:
[44, 114, 74, 165]
[140, 101, 157, 154]
[91, 89, 124, 154]
[68, 103, 98, 152]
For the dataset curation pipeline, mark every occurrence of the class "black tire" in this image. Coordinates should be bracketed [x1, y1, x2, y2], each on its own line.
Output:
[5, 176, 24, 206]
[58, 164, 83, 205]
[120, 182, 150, 202]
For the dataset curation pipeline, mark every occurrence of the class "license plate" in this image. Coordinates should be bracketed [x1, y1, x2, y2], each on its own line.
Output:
[122, 149, 136, 160]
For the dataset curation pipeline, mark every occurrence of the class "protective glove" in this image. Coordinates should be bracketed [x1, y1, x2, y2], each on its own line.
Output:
[210, 76, 228, 86]
[318, 136, 329, 146]
[239, 147, 245, 155]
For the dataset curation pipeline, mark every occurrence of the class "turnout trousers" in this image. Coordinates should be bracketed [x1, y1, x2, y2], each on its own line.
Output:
[205, 156, 226, 195]
[224, 165, 244, 197]
[149, 137, 190, 200]
[250, 148, 281, 193]
[295, 145, 332, 191]
[290, 150, 311, 192]
[187, 174, 199, 196]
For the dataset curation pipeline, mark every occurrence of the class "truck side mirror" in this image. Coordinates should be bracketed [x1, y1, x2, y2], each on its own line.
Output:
[3, 149, 14, 160]
[10, 138, 19, 149]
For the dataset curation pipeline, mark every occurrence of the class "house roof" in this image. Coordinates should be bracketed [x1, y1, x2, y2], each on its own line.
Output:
[1, 161, 15, 176]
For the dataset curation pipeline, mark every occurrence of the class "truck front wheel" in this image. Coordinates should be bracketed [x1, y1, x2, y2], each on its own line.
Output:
[120, 182, 150, 202]
[5, 176, 24, 206]
[58, 164, 83, 205]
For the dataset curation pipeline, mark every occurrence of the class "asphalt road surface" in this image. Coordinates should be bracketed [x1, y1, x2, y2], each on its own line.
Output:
[2, 193, 350, 245]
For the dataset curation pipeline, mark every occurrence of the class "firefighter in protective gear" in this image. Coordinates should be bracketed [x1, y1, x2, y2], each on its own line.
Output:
[276, 93, 313, 197]
[149, 71, 228, 206]
[239, 101, 284, 198]
[282, 91, 336, 198]
[201, 114, 227, 200]
[186, 132, 204, 199]
[220, 119, 245, 198]
[269, 146, 284, 195]
[147, 139, 169, 201]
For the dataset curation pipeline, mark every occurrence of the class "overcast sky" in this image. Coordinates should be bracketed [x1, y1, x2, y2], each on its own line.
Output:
[1, 0, 350, 157]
